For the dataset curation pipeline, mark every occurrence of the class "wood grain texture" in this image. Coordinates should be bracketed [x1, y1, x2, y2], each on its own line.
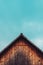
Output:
[0, 34, 43, 65]
[0, 41, 43, 65]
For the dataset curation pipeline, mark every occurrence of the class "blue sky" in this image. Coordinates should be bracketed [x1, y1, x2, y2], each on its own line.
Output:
[0, 0, 43, 51]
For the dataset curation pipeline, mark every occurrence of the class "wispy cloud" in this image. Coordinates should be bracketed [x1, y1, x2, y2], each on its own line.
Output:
[32, 38, 43, 51]
[0, 0, 43, 51]
[21, 20, 43, 51]
[22, 20, 43, 32]
[0, 40, 8, 52]
[22, 20, 43, 37]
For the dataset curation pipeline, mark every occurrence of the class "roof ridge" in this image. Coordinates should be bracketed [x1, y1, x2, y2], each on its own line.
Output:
[0, 33, 43, 58]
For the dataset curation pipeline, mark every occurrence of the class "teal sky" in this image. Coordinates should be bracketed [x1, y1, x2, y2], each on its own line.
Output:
[0, 0, 43, 52]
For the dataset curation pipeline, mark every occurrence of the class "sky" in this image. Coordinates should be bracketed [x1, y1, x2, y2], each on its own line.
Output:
[0, 0, 43, 52]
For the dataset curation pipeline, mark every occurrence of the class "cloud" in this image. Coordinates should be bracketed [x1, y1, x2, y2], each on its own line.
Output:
[21, 20, 43, 37]
[32, 38, 43, 51]
[22, 20, 43, 32]
[0, 41, 8, 52]
[0, 40, 13, 52]
[21, 19, 43, 51]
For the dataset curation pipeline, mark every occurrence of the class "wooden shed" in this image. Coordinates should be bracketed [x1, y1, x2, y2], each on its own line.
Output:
[0, 33, 43, 65]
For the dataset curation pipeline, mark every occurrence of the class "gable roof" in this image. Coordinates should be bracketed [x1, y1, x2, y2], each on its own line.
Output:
[0, 33, 43, 58]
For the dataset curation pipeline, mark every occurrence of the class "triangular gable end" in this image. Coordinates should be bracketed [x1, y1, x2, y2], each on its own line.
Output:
[0, 33, 43, 58]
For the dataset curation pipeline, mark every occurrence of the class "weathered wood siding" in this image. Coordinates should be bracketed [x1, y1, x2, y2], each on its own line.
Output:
[0, 40, 43, 65]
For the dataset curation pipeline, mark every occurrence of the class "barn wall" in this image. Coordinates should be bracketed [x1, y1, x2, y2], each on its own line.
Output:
[0, 41, 43, 65]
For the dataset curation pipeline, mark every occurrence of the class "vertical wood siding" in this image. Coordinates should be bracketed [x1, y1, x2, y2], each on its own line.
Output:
[0, 41, 43, 65]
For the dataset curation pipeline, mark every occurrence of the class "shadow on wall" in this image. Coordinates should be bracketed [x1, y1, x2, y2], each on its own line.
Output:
[5, 51, 31, 65]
